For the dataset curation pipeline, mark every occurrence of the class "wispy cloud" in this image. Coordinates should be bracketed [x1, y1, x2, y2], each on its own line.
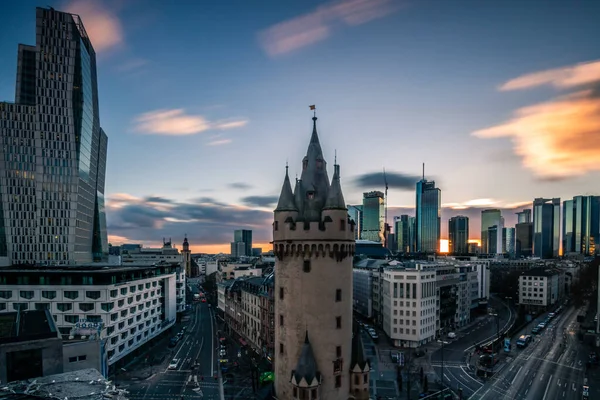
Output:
[258, 0, 404, 57]
[500, 60, 600, 91]
[132, 109, 247, 136]
[115, 58, 148, 73]
[475, 60, 600, 180]
[207, 139, 232, 146]
[443, 199, 531, 210]
[64, 0, 124, 53]
[229, 182, 253, 190]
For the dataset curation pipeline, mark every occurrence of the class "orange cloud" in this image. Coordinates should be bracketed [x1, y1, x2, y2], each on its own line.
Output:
[500, 59, 600, 91]
[258, 0, 403, 57]
[132, 109, 247, 136]
[65, 0, 124, 53]
[473, 90, 600, 179]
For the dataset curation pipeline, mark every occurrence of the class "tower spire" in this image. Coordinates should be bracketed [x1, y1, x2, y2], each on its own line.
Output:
[275, 164, 297, 212]
[422, 162, 425, 180]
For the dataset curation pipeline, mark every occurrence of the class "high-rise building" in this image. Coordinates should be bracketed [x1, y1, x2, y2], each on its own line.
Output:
[448, 216, 469, 254]
[481, 209, 502, 254]
[273, 115, 368, 399]
[233, 229, 252, 257]
[347, 205, 363, 240]
[573, 196, 600, 256]
[394, 215, 411, 253]
[515, 222, 533, 258]
[563, 200, 575, 254]
[488, 225, 499, 254]
[415, 178, 441, 253]
[361, 191, 384, 242]
[408, 216, 416, 252]
[533, 198, 560, 259]
[516, 209, 532, 224]
[503, 227, 515, 258]
[0, 7, 108, 266]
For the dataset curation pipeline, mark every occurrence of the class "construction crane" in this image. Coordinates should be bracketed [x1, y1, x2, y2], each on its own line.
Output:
[383, 168, 389, 250]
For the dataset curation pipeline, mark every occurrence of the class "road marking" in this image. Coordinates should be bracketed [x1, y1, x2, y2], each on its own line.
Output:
[542, 375, 553, 400]
[511, 367, 522, 385]
[540, 373, 544, 381]
[557, 379, 561, 386]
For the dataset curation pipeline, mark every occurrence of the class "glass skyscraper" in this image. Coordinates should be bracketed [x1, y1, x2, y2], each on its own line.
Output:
[448, 215, 469, 254]
[502, 227, 515, 258]
[347, 205, 363, 240]
[481, 209, 502, 254]
[394, 215, 411, 253]
[0, 8, 108, 266]
[361, 191, 384, 242]
[516, 209, 532, 224]
[563, 195, 600, 256]
[415, 179, 441, 253]
[233, 229, 252, 256]
[532, 198, 560, 259]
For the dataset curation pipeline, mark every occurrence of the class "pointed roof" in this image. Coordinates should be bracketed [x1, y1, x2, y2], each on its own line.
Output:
[324, 163, 346, 210]
[275, 166, 297, 212]
[350, 322, 369, 371]
[291, 331, 321, 387]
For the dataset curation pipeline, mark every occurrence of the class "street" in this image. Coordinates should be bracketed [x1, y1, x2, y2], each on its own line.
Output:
[474, 305, 587, 400]
[127, 299, 222, 400]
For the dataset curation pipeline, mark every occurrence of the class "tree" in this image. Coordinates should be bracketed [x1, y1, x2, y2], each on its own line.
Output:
[571, 258, 599, 307]
[202, 272, 217, 294]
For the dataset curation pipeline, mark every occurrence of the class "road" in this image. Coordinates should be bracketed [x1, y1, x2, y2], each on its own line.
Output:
[430, 296, 514, 397]
[473, 305, 587, 400]
[127, 300, 221, 400]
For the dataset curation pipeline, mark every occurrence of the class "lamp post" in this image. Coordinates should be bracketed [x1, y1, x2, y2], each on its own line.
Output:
[489, 313, 500, 373]
[437, 339, 447, 389]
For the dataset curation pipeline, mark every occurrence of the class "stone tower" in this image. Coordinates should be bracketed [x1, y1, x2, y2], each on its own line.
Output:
[273, 115, 359, 400]
[182, 236, 192, 277]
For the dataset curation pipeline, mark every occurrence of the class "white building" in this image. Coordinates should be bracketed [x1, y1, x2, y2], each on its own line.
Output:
[0, 264, 177, 373]
[118, 240, 186, 314]
[381, 263, 438, 348]
[518, 267, 564, 310]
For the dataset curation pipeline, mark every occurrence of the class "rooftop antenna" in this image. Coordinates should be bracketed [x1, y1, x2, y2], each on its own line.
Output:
[422, 162, 425, 180]
[383, 167, 389, 252]
[334, 149, 337, 165]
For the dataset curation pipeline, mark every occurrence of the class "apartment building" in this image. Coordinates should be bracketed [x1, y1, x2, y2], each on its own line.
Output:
[0, 264, 178, 374]
[381, 262, 438, 348]
[518, 267, 565, 311]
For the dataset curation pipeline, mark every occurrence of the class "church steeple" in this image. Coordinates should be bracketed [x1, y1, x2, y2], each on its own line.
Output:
[275, 164, 297, 212]
[324, 159, 346, 210]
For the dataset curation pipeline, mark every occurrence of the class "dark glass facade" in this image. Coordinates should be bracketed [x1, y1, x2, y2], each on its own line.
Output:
[564, 196, 600, 256]
[362, 191, 385, 243]
[415, 180, 441, 253]
[233, 230, 253, 257]
[394, 215, 411, 253]
[532, 198, 560, 259]
[562, 200, 575, 254]
[0, 8, 108, 265]
[515, 222, 533, 258]
[448, 215, 469, 254]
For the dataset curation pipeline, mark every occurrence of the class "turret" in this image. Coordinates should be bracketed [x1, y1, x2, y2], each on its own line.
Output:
[290, 331, 322, 399]
[349, 322, 370, 399]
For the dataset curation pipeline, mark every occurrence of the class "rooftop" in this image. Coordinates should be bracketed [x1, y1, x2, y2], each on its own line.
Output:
[0, 263, 179, 274]
[521, 267, 563, 277]
[0, 368, 128, 400]
[0, 310, 59, 345]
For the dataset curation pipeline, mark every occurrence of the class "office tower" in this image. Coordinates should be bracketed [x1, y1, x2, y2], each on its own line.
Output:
[273, 114, 366, 399]
[532, 198, 560, 259]
[362, 191, 385, 242]
[503, 227, 515, 258]
[481, 209, 502, 254]
[516, 209, 532, 224]
[233, 229, 252, 256]
[571, 196, 600, 256]
[387, 233, 397, 252]
[394, 215, 411, 253]
[563, 200, 575, 254]
[448, 216, 469, 254]
[0, 7, 108, 266]
[515, 222, 533, 258]
[488, 226, 499, 254]
[415, 177, 441, 253]
[347, 205, 363, 240]
[408, 216, 416, 252]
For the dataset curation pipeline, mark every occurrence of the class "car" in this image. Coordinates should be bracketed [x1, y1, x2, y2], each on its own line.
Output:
[548, 312, 555, 318]
[447, 332, 457, 339]
[539, 323, 546, 329]
[532, 326, 540, 334]
[219, 349, 227, 357]
[168, 359, 180, 370]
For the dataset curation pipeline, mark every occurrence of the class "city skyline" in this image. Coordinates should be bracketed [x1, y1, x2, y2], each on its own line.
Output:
[1, 0, 599, 253]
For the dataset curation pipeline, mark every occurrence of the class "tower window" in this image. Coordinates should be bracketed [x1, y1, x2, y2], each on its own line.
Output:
[303, 260, 311, 273]
[335, 289, 341, 302]
[279, 315, 284, 326]
[293, 387, 298, 398]
[336, 346, 341, 358]
[274, 221, 279, 231]
[335, 375, 342, 388]
[280, 343, 284, 354]
[311, 389, 317, 398]
[336, 316, 341, 329]
[340, 219, 345, 231]
[279, 287, 284, 300]
[307, 191, 315, 200]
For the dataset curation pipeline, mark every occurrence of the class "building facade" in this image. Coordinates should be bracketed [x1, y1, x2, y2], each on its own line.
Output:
[563, 196, 600, 256]
[0, 7, 109, 266]
[516, 209, 532, 224]
[272, 115, 365, 400]
[347, 205, 363, 240]
[0, 264, 178, 374]
[415, 179, 441, 253]
[448, 216, 469, 255]
[361, 191, 385, 243]
[533, 198, 561, 259]
[503, 227, 515, 258]
[232, 229, 253, 257]
[518, 268, 565, 311]
[481, 209, 502, 254]
[515, 222, 533, 258]
[394, 215, 411, 253]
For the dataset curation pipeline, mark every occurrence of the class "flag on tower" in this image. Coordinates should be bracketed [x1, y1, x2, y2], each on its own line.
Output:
[309, 105, 316, 110]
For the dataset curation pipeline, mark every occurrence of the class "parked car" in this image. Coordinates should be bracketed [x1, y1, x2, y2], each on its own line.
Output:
[168, 359, 180, 370]
[219, 349, 227, 357]
[447, 332, 457, 339]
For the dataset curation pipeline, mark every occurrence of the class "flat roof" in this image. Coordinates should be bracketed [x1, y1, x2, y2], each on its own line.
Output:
[0, 310, 58, 344]
[0, 263, 180, 274]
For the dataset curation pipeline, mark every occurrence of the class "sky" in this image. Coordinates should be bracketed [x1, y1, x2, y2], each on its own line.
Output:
[1, 0, 599, 253]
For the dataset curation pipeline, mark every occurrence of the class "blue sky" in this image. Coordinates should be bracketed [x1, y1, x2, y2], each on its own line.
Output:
[1, 0, 599, 252]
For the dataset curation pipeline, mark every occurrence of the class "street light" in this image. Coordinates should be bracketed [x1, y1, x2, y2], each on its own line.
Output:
[436, 339, 448, 389]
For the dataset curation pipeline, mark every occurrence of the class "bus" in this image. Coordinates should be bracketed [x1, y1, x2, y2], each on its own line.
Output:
[516, 335, 532, 349]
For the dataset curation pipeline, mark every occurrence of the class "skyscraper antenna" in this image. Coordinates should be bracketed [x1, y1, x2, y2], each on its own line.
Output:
[334, 149, 337, 165]
[422, 163, 425, 180]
